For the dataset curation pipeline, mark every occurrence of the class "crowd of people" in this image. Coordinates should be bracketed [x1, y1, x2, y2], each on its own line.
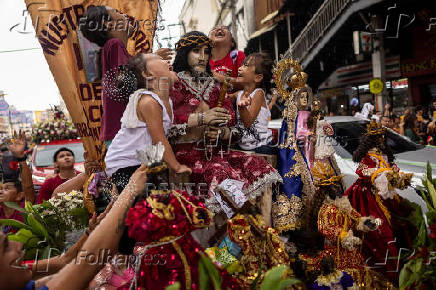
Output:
[349, 102, 436, 145]
[0, 5, 433, 290]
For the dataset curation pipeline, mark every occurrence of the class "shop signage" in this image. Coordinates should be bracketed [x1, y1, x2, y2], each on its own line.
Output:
[353, 31, 373, 54]
[401, 56, 436, 78]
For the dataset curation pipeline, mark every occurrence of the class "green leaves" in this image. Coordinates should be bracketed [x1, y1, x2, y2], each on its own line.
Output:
[199, 253, 222, 290]
[426, 161, 433, 184]
[259, 265, 300, 290]
[399, 257, 424, 290]
[165, 282, 181, 290]
[0, 194, 87, 260]
[426, 175, 436, 211]
[0, 219, 32, 231]
[27, 213, 49, 241]
[8, 229, 40, 247]
[420, 161, 436, 211]
[403, 199, 427, 247]
[399, 161, 436, 289]
[3, 202, 26, 212]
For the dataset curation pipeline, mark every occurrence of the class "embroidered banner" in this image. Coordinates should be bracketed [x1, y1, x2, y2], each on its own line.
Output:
[24, 0, 159, 160]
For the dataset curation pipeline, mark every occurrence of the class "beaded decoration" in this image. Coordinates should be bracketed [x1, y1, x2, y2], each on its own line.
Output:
[102, 66, 137, 103]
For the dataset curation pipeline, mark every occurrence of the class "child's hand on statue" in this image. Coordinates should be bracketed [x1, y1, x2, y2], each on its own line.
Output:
[237, 92, 251, 107]
[175, 164, 192, 175]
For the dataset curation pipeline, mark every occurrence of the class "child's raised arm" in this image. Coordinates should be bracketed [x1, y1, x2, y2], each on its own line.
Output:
[7, 130, 35, 204]
[237, 90, 265, 128]
[137, 95, 191, 174]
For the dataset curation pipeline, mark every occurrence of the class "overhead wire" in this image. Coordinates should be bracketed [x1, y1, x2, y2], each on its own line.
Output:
[0, 47, 41, 54]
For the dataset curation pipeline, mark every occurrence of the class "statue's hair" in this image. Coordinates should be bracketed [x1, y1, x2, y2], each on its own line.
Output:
[352, 133, 395, 165]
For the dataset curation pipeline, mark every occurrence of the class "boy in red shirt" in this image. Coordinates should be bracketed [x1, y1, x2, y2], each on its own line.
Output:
[37, 147, 79, 203]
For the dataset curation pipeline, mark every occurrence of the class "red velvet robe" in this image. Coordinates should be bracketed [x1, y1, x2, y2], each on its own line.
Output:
[170, 75, 281, 214]
[344, 152, 416, 281]
[126, 190, 240, 290]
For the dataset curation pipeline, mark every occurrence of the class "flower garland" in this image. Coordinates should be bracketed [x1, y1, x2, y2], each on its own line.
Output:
[41, 190, 89, 231]
[32, 106, 78, 144]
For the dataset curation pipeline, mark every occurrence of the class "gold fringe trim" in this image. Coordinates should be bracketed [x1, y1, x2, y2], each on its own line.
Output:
[172, 241, 192, 290]
[375, 191, 391, 225]
[82, 173, 96, 214]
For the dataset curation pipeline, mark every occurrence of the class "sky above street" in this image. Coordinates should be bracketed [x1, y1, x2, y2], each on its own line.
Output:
[0, 0, 184, 111]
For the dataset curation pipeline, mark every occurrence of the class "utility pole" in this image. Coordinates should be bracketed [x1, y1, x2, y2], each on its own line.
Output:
[371, 15, 387, 112]
[286, 13, 293, 58]
[231, 0, 238, 46]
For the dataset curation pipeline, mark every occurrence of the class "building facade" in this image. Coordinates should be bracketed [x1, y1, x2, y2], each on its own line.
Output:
[179, 0, 256, 50]
[269, 0, 436, 114]
[179, 0, 436, 115]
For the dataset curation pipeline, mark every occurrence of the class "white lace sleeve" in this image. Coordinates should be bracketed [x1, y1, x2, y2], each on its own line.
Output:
[374, 171, 396, 199]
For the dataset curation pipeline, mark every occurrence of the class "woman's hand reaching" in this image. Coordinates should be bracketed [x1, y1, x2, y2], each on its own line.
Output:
[127, 164, 148, 197]
[155, 48, 174, 61]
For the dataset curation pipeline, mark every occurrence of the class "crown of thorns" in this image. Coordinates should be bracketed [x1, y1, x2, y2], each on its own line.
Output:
[175, 35, 210, 51]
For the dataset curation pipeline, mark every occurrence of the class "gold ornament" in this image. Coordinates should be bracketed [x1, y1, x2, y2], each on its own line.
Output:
[273, 58, 305, 101]
[288, 71, 308, 90]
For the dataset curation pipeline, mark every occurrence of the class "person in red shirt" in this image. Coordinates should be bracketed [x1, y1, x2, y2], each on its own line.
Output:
[209, 25, 245, 89]
[37, 147, 79, 204]
[0, 179, 25, 234]
[0, 131, 35, 234]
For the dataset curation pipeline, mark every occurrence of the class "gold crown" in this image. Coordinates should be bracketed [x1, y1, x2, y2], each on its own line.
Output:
[366, 120, 386, 136]
[287, 71, 307, 90]
[311, 161, 342, 187]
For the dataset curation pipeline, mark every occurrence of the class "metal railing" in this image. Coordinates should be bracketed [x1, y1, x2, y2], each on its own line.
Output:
[285, 0, 352, 62]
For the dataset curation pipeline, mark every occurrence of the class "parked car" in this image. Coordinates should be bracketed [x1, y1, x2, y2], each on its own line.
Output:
[268, 116, 436, 212]
[30, 139, 85, 192]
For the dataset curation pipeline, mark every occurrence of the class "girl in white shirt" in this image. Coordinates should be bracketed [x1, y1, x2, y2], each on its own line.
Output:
[235, 52, 274, 153]
[105, 53, 191, 193]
